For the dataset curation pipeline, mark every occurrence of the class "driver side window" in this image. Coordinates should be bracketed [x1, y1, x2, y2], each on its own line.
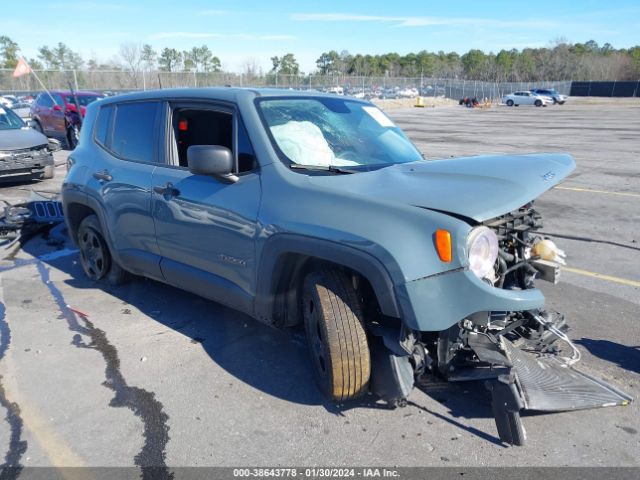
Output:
[170, 107, 257, 173]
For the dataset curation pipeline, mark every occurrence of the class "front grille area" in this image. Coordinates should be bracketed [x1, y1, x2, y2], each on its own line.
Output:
[482, 207, 542, 237]
[1, 144, 49, 161]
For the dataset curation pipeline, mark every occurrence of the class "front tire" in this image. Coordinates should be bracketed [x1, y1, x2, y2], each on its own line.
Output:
[77, 215, 128, 285]
[302, 268, 370, 401]
[535, 99, 542, 107]
[67, 124, 80, 149]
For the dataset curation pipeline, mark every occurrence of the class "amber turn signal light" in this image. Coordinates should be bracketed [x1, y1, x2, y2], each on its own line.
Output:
[434, 229, 452, 263]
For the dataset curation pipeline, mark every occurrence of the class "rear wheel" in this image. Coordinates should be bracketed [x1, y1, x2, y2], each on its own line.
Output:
[506, 99, 514, 106]
[302, 268, 370, 401]
[67, 124, 79, 149]
[77, 215, 128, 285]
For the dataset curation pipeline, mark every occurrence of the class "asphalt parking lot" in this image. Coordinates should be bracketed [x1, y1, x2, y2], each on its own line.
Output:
[0, 99, 638, 469]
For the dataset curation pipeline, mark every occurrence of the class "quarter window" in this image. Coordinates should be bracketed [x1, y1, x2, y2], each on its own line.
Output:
[111, 102, 158, 162]
[237, 118, 257, 172]
[95, 105, 113, 147]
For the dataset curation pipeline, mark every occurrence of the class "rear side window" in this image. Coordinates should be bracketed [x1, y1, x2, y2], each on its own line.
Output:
[94, 105, 113, 147]
[111, 102, 158, 162]
[38, 94, 53, 107]
[52, 94, 65, 107]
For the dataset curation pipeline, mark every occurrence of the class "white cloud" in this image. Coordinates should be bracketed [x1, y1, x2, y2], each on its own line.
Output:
[149, 32, 294, 41]
[291, 12, 557, 29]
[199, 9, 230, 16]
[50, 2, 133, 11]
[291, 13, 400, 22]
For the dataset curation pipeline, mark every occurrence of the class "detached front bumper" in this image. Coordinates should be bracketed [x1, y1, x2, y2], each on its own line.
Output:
[396, 268, 545, 332]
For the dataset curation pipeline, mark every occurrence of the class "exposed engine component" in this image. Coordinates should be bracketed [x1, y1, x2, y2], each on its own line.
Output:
[374, 205, 632, 446]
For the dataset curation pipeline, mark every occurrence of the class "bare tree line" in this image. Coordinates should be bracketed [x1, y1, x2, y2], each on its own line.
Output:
[1, 36, 638, 81]
[315, 40, 640, 81]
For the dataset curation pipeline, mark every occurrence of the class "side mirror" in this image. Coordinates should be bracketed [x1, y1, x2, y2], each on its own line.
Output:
[52, 104, 63, 111]
[48, 138, 62, 152]
[187, 145, 238, 183]
[26, 119, 38, 129]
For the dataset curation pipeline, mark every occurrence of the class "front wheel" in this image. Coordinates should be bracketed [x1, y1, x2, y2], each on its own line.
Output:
[302, 268, 370, 401]
[534, 100, 543, 107]
[67, 124, 80, 149]
[77, 215, 128, 285]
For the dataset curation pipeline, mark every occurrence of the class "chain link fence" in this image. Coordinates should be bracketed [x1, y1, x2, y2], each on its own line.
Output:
[0, 68, 574, 101]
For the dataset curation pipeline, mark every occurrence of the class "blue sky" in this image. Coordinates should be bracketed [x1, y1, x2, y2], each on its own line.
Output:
[4, 0, 639, 72]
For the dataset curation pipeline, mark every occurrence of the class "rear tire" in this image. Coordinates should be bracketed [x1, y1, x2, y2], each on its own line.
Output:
[67, 124, 79, 149]
[77, 215, 128, 286]
[506, 99, 514, 106]
[302, 268, 370, 401]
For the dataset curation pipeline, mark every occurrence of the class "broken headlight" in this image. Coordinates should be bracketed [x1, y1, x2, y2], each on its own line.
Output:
[467, 226, 498, 280]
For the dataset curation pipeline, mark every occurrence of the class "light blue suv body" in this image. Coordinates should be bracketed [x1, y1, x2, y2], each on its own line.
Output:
[62, 88, 573, 331]
[62, 88, 630, 446]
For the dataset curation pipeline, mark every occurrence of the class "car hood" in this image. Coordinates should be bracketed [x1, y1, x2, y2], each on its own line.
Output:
[0, 128, 49, 151]
[307, 153, 576, 222]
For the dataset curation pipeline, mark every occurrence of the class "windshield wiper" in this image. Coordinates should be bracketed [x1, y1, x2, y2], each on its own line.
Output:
[290, 164, 356, 174]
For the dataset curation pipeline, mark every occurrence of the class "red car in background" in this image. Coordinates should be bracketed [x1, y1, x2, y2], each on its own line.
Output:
[30, 90, 103, 149]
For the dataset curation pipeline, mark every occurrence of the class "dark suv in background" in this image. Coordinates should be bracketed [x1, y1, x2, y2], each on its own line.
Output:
[530, 88, 567, 104]
[30, 90, 103, 148]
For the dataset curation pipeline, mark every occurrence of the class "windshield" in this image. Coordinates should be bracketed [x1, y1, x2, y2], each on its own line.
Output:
[257, 97, 422, 170]
[0, 106, 25, 130]
[64, 95, 102, 106]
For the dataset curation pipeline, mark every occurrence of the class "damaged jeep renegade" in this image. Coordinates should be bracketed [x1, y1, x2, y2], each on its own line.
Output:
[62, 89, 631, 446]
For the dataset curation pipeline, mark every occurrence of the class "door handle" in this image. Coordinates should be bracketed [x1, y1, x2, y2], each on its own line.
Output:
[93, 170, 112, 182]
[153, 182, 180, 197]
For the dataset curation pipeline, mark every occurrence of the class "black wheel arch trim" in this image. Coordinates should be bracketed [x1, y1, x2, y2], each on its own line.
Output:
[254, 234, 402, 324]
[62, 189, 121, 262]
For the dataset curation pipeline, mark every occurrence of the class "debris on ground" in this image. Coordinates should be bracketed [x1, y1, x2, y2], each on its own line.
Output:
[0, 191, 64, 258]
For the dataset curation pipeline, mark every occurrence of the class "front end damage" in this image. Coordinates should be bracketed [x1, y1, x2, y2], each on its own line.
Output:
[0, 144, 55, 181]
[369, 205, 632, 445]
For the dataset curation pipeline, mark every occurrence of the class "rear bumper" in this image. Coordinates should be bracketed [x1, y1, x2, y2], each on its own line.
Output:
[397, 268, 545, 332]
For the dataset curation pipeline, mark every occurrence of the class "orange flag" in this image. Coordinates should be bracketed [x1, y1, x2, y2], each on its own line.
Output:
[12, 57, 31, 78]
